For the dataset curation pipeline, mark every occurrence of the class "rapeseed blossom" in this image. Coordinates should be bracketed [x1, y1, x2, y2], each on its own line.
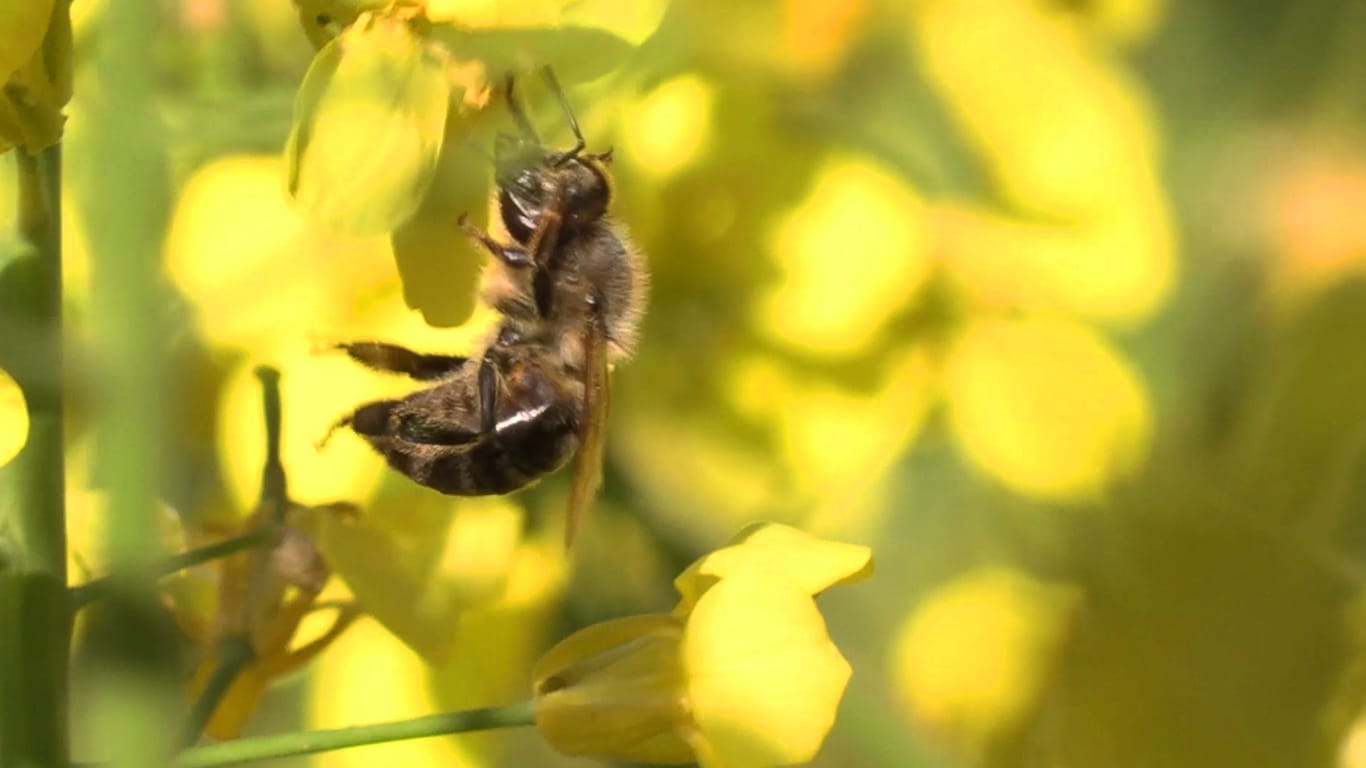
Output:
[534, 523, 871, 766]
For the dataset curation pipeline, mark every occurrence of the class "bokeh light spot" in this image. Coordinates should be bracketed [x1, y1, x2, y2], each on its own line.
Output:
[310, 618, 483, 768]
[0, 366, 28, 468]
[167, 155, 304, 299]
[759, 157, 930, 357]
[909, 0, 1160, 218]
[1266, 149, 1366, 305]
[944, 317, 1151, 500]
[934, 197, 1175, 325]
[166, 154, 396, 356]
[890, 567, 1080, 753]
[623, 74, 716, 179]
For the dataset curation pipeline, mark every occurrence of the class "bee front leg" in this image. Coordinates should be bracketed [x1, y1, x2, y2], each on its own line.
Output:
[336, 341, 467, 380]
[458, 214, 533, 268]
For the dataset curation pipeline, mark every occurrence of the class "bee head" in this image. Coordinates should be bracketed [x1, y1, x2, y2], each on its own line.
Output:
[556, 151, 612, 231]
[493, 135, 613, 245]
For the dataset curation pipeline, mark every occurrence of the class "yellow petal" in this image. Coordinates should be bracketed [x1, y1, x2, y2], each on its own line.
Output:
[424, 23, 633, 86]
[674, 523, 872, 616]
[685, 576, 852, 767]
[533, 614, 695, 764]
[286, 13, 450, 235]
[944, 317, 1151, 500]
[387, 117, 489, 328]
[423, 0, 668, 76]
[298, 495, 526, 663]
[0, 0, 51, 80]
[292, 0, 386, 49]
[0, 0, 70, 153]
[301, 504, 452, 662]
[889, 567, 1079, 753]
[0, 366, 27, 468]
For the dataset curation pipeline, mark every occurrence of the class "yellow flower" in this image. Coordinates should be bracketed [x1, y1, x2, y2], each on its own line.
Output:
[533, 523, 872, 766]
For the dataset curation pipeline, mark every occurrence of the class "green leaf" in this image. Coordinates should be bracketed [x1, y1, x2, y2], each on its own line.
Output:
[285, 13, 451, 235]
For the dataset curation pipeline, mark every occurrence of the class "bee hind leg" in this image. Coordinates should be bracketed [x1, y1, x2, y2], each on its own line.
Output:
[317, 400, 396, 449]
[336, 341, 467, 380]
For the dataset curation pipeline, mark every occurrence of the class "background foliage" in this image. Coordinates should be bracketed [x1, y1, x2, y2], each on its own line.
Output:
[3, 0, 1366, 765]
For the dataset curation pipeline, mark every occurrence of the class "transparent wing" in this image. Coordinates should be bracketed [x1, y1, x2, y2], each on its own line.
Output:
[565, 313, 610, 549]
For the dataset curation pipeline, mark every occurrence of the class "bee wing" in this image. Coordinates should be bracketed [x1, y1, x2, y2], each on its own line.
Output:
[565, 314, 610, 549]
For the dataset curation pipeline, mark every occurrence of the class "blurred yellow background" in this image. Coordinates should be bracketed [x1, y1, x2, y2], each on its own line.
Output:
[5, 0, 1366, 765]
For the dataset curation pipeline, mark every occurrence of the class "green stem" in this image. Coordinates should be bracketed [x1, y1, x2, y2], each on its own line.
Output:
[82, 0, 178, 761]
[174, 701, 538, 767]
[67, 526, 276, 609]
[0, 143, 68, 768]
[180, 367, 284, 744]
[253, 366, 286, 517]
[180, 636, 255, 745]
[0, 147, 66, 574]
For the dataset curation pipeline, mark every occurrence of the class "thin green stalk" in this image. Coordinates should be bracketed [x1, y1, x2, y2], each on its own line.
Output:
[0, 144, 68, 768]
[0, 146, 65, 574]
[67, 526, 277, 609]
[180, 636, 255, 746]
[175, 701, 537, 768]
[81, 0, 178, 761]
[254, 366, 286, 514]
[180, 367, 284, 744]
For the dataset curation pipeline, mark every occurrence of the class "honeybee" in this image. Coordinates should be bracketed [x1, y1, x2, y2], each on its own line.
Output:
[325, 69, 647, 546]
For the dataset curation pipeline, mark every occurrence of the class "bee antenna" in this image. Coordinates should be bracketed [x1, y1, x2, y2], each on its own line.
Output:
[505, 75, 540, 143]
[542, 65, 585, 163]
